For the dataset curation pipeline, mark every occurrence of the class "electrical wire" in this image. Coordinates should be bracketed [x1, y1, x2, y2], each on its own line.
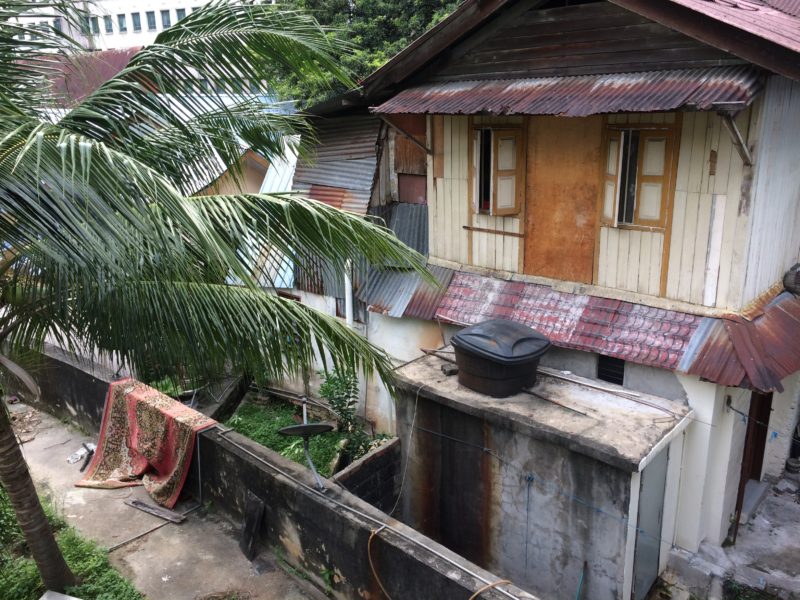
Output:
[387, 382, 424, 517]
[468, 579, 512, 600]
[368, 525, 392, 600]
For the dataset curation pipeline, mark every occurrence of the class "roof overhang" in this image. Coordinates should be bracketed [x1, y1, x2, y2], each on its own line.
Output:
[372, 66, 764, 117]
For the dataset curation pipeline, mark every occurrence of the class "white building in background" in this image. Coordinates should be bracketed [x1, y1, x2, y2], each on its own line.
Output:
[67, 1, 203, 49]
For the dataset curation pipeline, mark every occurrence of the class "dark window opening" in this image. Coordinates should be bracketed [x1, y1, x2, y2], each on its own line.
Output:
[176, 8, 186, 20]
[104, 15, 113, 34]
[597, 355, 625, 385]
[53, 17, 62, 32]
[132, 12, 141, 32]
[478, 129, 492, 213]
[146, 11, 156, 31]
[118, 14, 127, 32]
[90, 16, 100, 35]
[617, 130, 640, 224]
[161, 10, 171, 29]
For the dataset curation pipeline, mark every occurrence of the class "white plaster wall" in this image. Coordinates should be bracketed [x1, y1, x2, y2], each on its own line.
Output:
[719, 388, 750, 540]
[764, 373, 800, 480]
[660, 435, 684, 572]
[674, 375, 726, 550]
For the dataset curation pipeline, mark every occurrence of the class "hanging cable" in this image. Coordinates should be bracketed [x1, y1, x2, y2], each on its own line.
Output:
[468, 579, 513, 600]
[368, 525, 392, 600]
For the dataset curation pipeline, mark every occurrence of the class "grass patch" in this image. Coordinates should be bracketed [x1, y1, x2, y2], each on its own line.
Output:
[225, 398, 347, 477]
[723, 580, 781, 600]
[0, 485, 142, 600]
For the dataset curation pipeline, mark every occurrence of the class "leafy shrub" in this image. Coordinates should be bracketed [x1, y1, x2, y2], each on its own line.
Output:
[318, 369, 371, 462]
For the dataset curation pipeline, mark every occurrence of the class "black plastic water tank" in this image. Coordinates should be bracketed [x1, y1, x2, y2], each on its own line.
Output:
[451, 319, 551, 397]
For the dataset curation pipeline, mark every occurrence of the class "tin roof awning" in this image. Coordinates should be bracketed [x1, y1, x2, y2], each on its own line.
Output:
[372, 66, 763, 117]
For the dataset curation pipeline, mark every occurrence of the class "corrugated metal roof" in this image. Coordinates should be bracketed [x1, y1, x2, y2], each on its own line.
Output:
[661, 0, 800, 53]
[50, 47, 140, 105]
[435, 271, 800, 392]
[292, 116, 382, 215]
[356, 264, 453, 320]
[373, 66, 763, 117]
[680, 292, 800, 392]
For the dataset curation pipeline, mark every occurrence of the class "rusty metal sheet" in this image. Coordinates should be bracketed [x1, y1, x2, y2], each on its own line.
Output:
[661, 0, 800, 53]
[404, 265, 454, 321]
[373, 66, 763, 117]
[50, 47, 140, 105]
[292, 116, 382, 215]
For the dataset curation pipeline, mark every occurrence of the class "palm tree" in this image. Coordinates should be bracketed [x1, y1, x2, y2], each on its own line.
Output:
[0, 0, 425, 592]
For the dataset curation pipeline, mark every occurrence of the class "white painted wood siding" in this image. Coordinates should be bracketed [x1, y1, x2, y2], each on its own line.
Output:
[429, 115, 520, 271]
[742, 76, 800, 305]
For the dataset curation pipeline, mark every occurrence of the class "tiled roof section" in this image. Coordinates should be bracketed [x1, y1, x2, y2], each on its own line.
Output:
[436, 272, 702, 370]
[680, 292, 800, 392]
[373, 66, 763, 117]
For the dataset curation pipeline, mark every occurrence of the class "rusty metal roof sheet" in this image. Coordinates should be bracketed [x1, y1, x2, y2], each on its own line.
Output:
[49, 47, 140, 105]
[292, 116, 382, 214]
[679, 292, 800, 392]
[434, 271, 800, 392]
[659, 0, 800, 53]
[373, 66, 763, 117]
[356, 264, 452, 320]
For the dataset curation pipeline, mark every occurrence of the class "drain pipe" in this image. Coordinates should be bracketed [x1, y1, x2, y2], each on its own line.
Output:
[344, 259, 354, 328]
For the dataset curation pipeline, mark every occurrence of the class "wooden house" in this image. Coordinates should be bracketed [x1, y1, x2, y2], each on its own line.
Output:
[284, 2, 800, 598]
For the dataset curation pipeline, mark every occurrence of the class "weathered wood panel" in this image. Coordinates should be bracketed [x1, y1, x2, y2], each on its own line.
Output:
[597, 227, 664, 296]
[665, 108, 751, 308]
[524, 115, 602, 283]
[742, 76, 800, 305]
[430, 2, 739, 82]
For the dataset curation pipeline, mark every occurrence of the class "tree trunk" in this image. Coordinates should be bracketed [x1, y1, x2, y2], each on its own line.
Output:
[0, 402, 77, 591]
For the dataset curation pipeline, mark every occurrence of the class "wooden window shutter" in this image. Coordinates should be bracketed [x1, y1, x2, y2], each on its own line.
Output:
[491, 129, 524, 216]
[634, 130, 672, 228]
[602, 130, 621, 226]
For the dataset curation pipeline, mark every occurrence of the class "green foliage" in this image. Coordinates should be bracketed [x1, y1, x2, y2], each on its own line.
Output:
[319, 369, 370, 461]
[225, 399, 346, 477]
[723, 580, 780, 600]
[275, 0, 460, 106]
[0, 486, 142, 600]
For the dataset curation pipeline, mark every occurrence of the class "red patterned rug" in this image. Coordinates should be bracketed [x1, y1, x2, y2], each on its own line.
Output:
[77, 378, 217, 508]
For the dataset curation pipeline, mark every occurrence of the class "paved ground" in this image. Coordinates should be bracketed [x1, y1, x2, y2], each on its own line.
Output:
[13, 403, 324, 600]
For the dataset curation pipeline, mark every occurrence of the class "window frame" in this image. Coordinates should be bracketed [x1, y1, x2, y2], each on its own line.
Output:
[176, 8, 186, 21]
[599, 121, 678, 231]
[161, 9, 171, 29]
[469, 125, 526, 217]
[103, 15, 113, 34]
[131, 12, 141, 32]
[90, 16, 100, 35]
[146, 11, 156, 31]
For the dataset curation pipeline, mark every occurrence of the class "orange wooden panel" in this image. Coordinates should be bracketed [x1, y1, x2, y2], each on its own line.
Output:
[524, 116, 603, 284]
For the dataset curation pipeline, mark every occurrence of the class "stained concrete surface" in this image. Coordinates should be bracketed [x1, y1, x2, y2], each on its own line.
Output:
[13, 403, 323, 600]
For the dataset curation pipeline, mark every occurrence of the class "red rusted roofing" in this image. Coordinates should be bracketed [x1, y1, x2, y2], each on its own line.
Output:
[373, 66, 763, 116]
[49, 47, 141, 106]
[436, 272, 702, 371]
[662, 0, 800, 53]
[679, 292, 800, 392]
[436, 272, 800, 392]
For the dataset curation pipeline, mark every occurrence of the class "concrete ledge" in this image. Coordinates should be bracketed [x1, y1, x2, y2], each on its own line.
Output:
[192, 427, 536, 599]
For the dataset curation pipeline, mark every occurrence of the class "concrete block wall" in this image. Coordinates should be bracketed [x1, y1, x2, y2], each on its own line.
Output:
[190, 428, 534, 600]
[764, 373, 800, 480]
[333, 437, 401, 513]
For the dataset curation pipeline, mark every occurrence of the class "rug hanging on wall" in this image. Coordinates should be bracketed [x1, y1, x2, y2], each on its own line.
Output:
[77, 378, 217, 508]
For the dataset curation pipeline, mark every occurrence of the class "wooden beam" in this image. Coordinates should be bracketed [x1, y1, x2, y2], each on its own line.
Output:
[462, 225, 525, 238]
[380, 117, 430, 154]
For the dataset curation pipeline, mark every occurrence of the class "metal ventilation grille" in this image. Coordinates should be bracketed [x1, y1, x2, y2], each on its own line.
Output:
[597, 355, 625, 385]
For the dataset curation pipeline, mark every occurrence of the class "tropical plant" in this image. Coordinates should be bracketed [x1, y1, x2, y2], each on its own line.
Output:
[0, 0, 427, 592]
[319, 368, 370, 461]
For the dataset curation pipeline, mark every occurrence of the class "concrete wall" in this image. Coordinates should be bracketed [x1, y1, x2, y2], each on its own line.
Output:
[191, 428, 533, 600]
[764, 373, 800, 480]
[333, 438, 401, 513]
[395, 389, 631, 600]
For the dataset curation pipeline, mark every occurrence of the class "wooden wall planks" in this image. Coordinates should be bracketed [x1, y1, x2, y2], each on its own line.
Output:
[742, 76, 800, 306]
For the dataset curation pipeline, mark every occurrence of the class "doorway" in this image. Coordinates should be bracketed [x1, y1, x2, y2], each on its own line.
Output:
[732, 391, 773, 542]
[633, 448, 669, 600]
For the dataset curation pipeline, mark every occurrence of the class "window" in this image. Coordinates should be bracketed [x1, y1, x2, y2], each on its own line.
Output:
[104, 15, 113, 34]
[80, 16, 90, 34]
[176, 8, 186, 20]
[90, 16, 100, 35]
[471, 127, 525, 216]
[117, 14, 127, 33]
[601, 125, 675, 229]
[161, 9, 171, 28]
[597, 355, 625, 385]
[132, 12, 141, 32]
[53, 17, 62, 32]
[192, 6, 201, 12]
[146, 11, 156, 31]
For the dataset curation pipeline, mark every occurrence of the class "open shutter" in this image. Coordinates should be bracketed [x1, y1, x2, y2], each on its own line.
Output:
[491, 129, 524, 216]
[634, 130, 672, 228]
[602, 130, 622, 226]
